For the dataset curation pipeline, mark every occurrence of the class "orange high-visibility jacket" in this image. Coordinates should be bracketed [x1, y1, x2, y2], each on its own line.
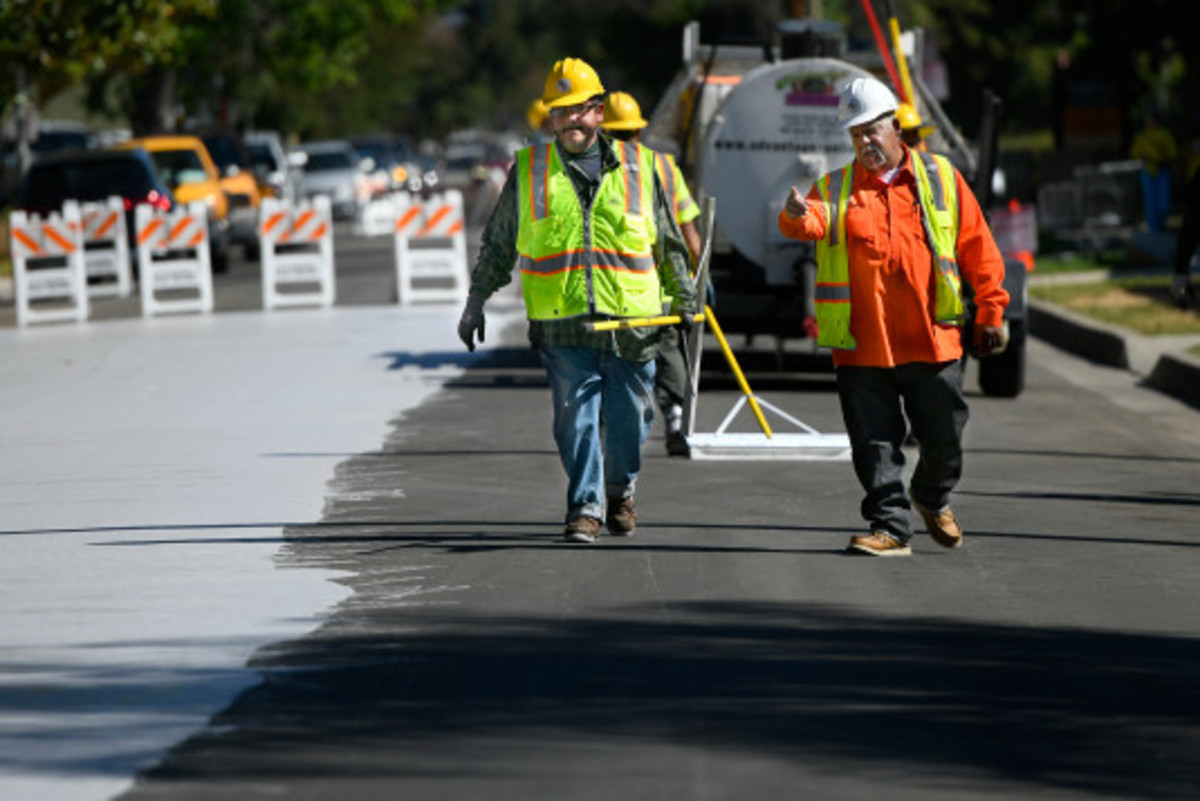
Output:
[779, 148, 1008, 368]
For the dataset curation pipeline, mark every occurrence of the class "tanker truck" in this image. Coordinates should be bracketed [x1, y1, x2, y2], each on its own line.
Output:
[642, 19, 1027, 398]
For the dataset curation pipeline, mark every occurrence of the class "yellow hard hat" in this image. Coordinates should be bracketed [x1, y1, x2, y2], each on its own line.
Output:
[601, 92, 647, 131]
[897, 102, 938, 136]
[896, 103, 923, 130]
[526, 98, 549, 130]
[542, 57, 605, 108]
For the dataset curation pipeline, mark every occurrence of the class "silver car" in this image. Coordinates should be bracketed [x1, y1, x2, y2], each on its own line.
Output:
[289, 140, 368, 220]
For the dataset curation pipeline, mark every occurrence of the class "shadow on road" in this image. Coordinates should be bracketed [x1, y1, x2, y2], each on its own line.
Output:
[117, 600, 1199, 799]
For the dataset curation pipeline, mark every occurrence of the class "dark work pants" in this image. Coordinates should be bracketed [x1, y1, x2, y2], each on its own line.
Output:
[836, 360, 969, 542]
[654, 326, 688, 412]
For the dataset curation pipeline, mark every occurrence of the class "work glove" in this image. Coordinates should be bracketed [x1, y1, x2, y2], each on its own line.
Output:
[457, 291, 487, 352]
[973, 323, 1009, 357]
[1171, 274, 1195, 310]
[673, 306, 699, 336]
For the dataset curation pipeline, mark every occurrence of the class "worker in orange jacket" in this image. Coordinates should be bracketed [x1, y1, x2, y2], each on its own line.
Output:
[779, 76, 1009, 557]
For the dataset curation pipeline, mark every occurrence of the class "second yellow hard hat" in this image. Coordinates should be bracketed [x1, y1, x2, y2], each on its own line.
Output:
[601, 92, 647, 131]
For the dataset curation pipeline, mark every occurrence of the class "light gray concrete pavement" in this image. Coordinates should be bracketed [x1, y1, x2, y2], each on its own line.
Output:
[0, 299, 525, 800]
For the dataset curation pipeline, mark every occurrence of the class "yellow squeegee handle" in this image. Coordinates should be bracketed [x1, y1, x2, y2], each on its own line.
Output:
[703, 304, 773, 438]
[584, 309, 774, 438]
[583, 313, 706, 331]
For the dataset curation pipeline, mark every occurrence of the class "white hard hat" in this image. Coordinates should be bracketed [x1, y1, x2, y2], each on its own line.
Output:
[837, 77, 899, 130]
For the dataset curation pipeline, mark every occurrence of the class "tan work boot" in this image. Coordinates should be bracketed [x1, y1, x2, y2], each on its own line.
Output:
[563, 516, 602, 544]
[847, 531, 912, 557]
[606, 496, 637, 536]
[911, 499, 963, 549]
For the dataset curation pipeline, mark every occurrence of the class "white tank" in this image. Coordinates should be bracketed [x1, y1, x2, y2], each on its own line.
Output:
[698, 58, 873, 284]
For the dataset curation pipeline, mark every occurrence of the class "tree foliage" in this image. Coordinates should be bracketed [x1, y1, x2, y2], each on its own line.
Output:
[0, 0, 218, 118]
[3, 0, 1196, 154]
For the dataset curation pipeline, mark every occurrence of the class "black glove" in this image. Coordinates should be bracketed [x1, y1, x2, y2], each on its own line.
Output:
[673, 307, 698, 336]
[457, 292, 486, 352]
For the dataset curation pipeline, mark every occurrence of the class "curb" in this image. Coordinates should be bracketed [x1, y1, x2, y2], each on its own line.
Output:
[1029, 298, 1200, 406]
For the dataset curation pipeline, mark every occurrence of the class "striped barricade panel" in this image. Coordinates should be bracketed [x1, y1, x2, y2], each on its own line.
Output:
[259, 195, 335, 310]
[135, 202, 213, 317]
[393, 189, 469, 305]
[80, 196, 132, 298]
[8, 203, 89, 327]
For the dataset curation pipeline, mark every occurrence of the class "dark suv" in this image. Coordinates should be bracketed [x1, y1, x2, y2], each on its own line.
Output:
[19, 148, 175, 270]
[20, 148, 173, 216]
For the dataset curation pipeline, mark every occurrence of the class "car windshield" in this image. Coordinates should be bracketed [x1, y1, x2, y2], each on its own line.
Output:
[23, 157, 155, 208]
[149, 150, 208, 186]
[303, 151, 354, 172]
[246, 142, 280, 171]
[33, 131, 91, 153]
[202, 137, 247, 169]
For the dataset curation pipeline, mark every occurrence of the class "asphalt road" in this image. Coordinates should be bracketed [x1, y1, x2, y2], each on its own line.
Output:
[6, 222, 1198, 799]
[91, 228, 1200, 800]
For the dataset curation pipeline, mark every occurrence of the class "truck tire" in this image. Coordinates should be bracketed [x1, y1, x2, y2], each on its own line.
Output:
[978, 319, 1026, 398]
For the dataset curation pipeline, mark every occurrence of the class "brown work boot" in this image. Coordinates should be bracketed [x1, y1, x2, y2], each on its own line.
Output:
[911, 499, 963, 549]
[606, 496, 637, 536]
[846, 531, 912, 557]
[563, 516, 602, 544]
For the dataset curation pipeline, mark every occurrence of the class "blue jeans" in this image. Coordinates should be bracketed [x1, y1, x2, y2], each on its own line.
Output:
[539, 346, 656, 522]
[836, 360, 969, 542]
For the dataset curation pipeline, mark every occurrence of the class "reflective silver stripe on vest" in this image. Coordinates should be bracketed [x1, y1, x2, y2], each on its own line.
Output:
[826, 168, 846, 247]
[518, 251, 656, 275]
[814, 284, 851, 301]
[656, 153, 677, 215]
[621, 142, 643, 216]
[918, 151, 947, 212]
[530, 144, 551, 221]
[914, 151, 958, 278]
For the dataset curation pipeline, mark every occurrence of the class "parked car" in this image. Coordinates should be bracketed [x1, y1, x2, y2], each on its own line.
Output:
[201, 131, 262, 257]
[244, 130, 300, 203]
[17, 147, 175, 274]
[347, 134, 436, 194]
[290, 140, 370, 220]
[121, 135, 231, 272]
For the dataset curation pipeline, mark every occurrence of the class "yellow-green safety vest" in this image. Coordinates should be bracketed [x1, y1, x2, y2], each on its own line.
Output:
[654, 152, 700, 226]
[515, 141, 661, 321]
[813, 150, 964, 350]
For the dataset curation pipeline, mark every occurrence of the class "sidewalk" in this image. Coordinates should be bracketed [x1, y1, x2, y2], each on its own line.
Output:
[1028, 266, 1200, 406]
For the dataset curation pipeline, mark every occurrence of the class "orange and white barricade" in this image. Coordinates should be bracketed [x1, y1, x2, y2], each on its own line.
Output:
[259, 196, 336, 309]
[9, 202, 89, 327]
[80, 196, 132, 298]
[135, 202, 214, 317]
[393, 189, 469, 305]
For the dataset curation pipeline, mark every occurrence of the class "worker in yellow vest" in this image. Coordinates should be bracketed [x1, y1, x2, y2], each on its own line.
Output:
[601, 90, 702, 456]
[778, 76, 1009, 557]
[457, 58, 697, 544]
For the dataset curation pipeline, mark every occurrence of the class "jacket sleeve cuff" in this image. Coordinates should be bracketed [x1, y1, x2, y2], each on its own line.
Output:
[974, 306, 1006, 329]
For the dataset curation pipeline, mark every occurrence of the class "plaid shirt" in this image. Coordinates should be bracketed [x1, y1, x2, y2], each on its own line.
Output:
[468, 135, 697, 363]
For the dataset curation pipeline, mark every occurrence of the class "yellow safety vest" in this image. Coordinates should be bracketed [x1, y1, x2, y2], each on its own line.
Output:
[654, 152, 700, 226]
[516, 141, 661, 321]
[814, 150, 964, 350]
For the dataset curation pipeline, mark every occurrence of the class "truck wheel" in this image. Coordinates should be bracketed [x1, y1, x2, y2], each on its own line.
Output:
[979, 320, 1026, 398]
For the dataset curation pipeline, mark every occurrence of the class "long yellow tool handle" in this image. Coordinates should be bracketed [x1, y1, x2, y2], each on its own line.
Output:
[886, 4, 916, 105]
[584, 313, 706, 332]
[702, 304, 773, 438]
[583, 309, 773, 437]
